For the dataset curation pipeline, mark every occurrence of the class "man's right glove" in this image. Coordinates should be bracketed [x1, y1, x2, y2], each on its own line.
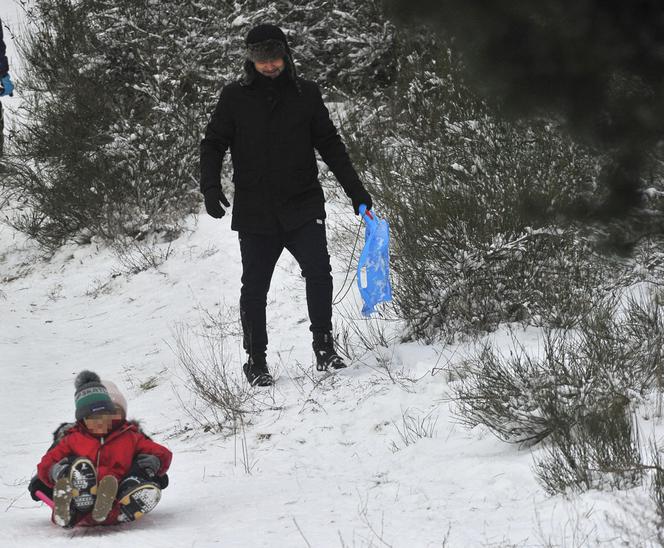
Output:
[204, 187, 230, 219]
[0, 73, 14, 97]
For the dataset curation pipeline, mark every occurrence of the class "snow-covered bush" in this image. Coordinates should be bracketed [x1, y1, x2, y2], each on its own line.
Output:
[3, 0, 396, 248]
[4, 0, 214, 246]
[452, 292, 664, 493]
[534, 408, 641, 495]
[172, 322, 254, 434]
[342, 29, 619, 339]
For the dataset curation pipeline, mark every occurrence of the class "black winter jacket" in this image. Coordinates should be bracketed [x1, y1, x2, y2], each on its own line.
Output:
[0, 19, 8, 76]
[200, 72, 366, 233]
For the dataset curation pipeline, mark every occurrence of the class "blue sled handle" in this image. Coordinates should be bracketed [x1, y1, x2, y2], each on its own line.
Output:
[358, 203, 374, 224]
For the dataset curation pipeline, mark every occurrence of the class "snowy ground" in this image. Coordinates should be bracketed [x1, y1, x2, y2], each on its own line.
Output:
[0, 199, 652, 548]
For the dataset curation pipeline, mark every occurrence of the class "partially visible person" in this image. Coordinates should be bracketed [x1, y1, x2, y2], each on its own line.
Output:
[29, 371, 172, 528]
[0, 17, 15, 157]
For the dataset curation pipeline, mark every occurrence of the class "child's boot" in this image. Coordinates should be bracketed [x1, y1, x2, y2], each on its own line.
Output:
[51, 456, 96, 527]
[91, 476, 119, 522]
[117, 476, 161, 522]
[52, 476, 75, 527]
[69, 457, 97, 513]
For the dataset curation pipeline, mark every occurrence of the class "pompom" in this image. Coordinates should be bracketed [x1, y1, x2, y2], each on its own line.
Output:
[75, 370, 101, 390]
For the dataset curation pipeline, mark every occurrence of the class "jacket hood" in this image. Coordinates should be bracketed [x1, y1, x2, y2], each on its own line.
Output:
[242, 25, 300, 92]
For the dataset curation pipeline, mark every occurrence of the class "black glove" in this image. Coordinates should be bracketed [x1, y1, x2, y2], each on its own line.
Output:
[155, 473, 169, 490]
[204, 187, 231, 219]
[28, 475, 52, 502]
[351, 187, 373, 215]
[136, 453, 161, 478]
[50, 457, 72, 482]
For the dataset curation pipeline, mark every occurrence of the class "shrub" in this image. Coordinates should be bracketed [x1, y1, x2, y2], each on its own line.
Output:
[172, 322, 254, 434]
[534, 405, 641, 495]
[451, 291, 664, 493]
[2, 0, 397, 249]
[341, 28, 623, 339]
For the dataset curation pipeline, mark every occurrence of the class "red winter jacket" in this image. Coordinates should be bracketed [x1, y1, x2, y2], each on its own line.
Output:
[37, 421, 172, 488]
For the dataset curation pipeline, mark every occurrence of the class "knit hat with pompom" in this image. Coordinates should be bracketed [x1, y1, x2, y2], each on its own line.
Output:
[74, 371, 115, 421]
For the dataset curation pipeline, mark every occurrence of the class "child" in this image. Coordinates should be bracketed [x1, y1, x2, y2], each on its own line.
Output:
[30, 371, 172, 527]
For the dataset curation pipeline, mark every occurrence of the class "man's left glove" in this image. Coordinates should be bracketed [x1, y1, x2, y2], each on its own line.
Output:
[351, 187, 373, 215]
[0, 73, 14, 97]
[136, 453, 161, 478]
[204, 187, 231, 219]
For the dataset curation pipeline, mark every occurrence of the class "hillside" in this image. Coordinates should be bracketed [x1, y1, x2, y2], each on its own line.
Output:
[0, 201, 646, 547]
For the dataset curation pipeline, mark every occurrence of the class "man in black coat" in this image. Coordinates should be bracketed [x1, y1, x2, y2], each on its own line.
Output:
[200, 24, 372, 386]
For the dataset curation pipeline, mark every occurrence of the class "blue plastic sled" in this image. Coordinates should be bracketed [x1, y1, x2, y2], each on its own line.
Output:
[357, 204, 393, 316]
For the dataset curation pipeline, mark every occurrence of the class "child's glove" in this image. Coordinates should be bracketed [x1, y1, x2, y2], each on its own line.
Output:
[0, 73, 14, 97]
[50, 457, 71, 482]
[136, 453, 161, 477]
[28, 476, 51, 501]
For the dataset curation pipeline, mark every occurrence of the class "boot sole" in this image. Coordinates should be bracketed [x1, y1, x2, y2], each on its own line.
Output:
[120, 483, 161, 521]
[91, 476, 119, 522]
[316, 361, 348, 372]
[52, 477, 74, 527]
[250, 374, 274, 386]
[69, 457, 97, 512]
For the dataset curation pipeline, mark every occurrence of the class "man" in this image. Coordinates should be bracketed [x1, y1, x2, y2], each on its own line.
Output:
[200, 24, 372, 386]
[0, 18, 15, 157]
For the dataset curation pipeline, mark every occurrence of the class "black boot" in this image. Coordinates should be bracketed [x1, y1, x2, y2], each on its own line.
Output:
[117, 475, 161, 522]
[51, 457, 97, 527]
[312, 332, 347, 371]
[243, 354, 274, 386]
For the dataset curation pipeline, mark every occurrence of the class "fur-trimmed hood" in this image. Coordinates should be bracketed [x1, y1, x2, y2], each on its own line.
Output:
[241, 24, 300, 93]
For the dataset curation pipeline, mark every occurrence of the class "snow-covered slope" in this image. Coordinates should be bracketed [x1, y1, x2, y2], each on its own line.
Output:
[0, 201, 638, 548]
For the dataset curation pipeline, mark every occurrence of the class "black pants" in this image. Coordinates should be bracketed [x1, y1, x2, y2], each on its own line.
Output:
[239, 219, 333, 358]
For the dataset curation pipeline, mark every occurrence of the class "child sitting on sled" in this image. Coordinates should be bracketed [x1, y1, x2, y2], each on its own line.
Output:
[29, 371, 172, 527]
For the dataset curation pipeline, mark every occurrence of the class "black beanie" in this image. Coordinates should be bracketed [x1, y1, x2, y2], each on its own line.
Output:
[246, 24, 288, 47]
[246, 25, 290, 63]
[74, 370, 115, 421]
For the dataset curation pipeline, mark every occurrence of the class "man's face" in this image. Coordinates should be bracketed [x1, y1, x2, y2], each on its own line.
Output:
[254, 57, 285, 78]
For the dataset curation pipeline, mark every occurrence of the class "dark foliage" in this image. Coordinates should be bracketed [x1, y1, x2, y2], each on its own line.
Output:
[342, 30, 614, 338]
[386, 0, 664, 249]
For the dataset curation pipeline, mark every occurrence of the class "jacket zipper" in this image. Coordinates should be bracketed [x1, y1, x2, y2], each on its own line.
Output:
[96, 436, 105, 481]
[85, 425, 131, 481]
